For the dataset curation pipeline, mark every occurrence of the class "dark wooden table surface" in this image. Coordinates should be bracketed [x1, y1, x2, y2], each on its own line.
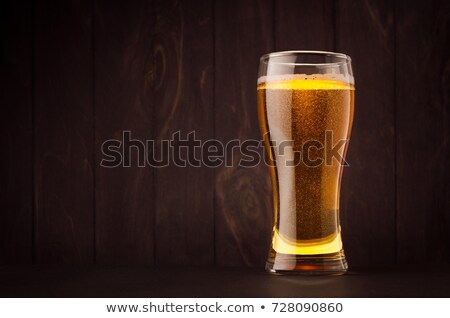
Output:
[1, 265, 449, 297]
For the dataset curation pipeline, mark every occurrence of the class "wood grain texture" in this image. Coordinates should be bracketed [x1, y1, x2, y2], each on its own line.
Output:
[396, 0, 450, 263]
[34, 0, 94, 263]
[1, 0, 449, 267]
[153, 0, 214, 265]
[276, 0, 334, 51]
[215, 0, 273, 267]
[0, 0, 32, 264]
[95, 0, 154, 265]
[337, 0, 396, 266]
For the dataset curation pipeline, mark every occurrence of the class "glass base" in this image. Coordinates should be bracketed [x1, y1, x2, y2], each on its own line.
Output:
[265, 250, 348, 275]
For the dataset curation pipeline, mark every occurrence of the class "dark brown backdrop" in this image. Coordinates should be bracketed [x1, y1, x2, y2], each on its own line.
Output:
[1, 0, 449, 268]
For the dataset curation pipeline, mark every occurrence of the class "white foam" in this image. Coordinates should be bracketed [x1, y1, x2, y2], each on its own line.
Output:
[257, 73, 354, 85]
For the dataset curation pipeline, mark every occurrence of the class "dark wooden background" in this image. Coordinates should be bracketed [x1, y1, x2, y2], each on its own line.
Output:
[1, 0, 449, 268]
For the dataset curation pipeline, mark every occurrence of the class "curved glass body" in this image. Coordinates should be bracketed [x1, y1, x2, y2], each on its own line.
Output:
[257, 51, 354, 275]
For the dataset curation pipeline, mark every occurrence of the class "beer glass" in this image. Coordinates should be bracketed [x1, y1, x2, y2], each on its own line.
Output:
[257, 51, 354, 275]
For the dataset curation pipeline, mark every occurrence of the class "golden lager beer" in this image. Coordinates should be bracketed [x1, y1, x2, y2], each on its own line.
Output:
[258, 51, 354, 274]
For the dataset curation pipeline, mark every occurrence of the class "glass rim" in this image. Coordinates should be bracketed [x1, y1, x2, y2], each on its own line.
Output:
[260, 50, 352, 66]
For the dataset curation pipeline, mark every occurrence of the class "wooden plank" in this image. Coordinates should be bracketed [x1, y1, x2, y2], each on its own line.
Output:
[336, 0, 396, 266]
[153, 0, 214, 265]
[215, 0, 273, 267]
[396, 0, 450, 263]
[34, 0, 94, 263]
[276, 0, 334, 51]
[0, 1, 32, 264]
[95, 0, 154, 264]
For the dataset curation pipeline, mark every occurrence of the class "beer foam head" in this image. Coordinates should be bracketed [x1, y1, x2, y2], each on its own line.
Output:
[257, 73, 355, 85]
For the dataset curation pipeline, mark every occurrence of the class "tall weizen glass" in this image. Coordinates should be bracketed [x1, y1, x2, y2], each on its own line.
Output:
[257, 51, 354, 275]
